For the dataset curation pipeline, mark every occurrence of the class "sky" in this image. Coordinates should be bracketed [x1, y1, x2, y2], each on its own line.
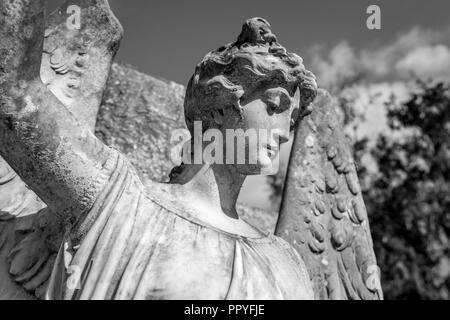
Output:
[46, 0, 450, 210]
[47, 0, 450, 85]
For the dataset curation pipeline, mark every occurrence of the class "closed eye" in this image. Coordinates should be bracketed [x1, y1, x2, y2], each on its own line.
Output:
[266, 99, 280, 114]
[264, 87, 293, 114]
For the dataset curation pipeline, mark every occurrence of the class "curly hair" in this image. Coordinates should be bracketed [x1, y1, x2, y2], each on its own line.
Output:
[184, 17, 318, 134]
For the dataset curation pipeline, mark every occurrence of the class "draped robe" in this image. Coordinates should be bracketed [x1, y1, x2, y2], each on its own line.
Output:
[46, 149, 314, 300]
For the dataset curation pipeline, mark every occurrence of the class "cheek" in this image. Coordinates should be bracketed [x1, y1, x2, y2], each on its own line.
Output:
[276, 113, 293, 132]
[240, 100, 272, 131]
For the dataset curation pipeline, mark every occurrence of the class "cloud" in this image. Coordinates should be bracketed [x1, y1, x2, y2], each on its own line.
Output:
[310, 42, 360, 88]
[341, 82, 411, 141]
[310, 27, 450, 88]
[396, 45, 450, 80]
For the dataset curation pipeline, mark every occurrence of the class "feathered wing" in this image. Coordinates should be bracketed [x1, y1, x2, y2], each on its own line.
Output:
[0, 0, 122, 299]
[275, 89, 383, 300]
[0, 162, 49, 299]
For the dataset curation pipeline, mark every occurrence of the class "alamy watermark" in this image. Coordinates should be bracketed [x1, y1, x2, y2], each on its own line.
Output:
[366, 5, 381, 30]
[170, 121, 281, 175]
[66, 5, 81, 30]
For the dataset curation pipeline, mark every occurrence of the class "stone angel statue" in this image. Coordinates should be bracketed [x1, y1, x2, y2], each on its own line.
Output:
[0, 0, 382, 300]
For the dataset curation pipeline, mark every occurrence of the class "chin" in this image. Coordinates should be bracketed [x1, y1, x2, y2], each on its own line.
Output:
[258, 163, 279, 176]
[233, 147, 281, 176]
[235, 160, 280, 176]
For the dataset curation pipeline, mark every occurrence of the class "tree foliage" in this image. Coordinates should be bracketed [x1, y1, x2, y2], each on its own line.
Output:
[268, 81, 450, 299]
[362, 81, 450, 299]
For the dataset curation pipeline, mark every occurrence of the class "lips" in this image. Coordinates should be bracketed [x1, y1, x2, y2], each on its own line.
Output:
[264, 143, 279, 158]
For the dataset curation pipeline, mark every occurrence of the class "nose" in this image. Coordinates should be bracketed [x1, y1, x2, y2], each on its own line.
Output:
[272, 128, 289, 145]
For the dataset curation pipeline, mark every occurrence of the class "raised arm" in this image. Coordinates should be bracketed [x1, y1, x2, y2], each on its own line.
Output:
[0, 0, 113, 219]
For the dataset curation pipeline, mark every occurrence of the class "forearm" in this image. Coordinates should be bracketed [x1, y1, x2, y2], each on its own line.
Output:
[0, 78, 112, 217]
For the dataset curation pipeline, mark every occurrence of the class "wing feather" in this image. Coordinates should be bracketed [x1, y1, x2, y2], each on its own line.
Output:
[276, 89, 383, 300]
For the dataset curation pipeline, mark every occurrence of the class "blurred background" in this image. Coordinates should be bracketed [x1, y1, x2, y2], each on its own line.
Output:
[46, 0, 450, 299]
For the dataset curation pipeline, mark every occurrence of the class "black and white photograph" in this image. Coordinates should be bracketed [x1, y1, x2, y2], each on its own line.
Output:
[0, 0, 449, 305]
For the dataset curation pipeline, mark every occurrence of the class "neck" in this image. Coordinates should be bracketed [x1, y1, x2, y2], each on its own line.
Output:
[171, 163, 246, 219]
[212, 164, 246, 218]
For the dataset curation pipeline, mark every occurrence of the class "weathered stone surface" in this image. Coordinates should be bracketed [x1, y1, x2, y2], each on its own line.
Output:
[236, 203, 278, 233]
[276, 89, 382, 300]
[0, 0, 122, 300]
[96, 63, 186, 182]
[0, 0, 44, 85]
[41, 0, 123, 130]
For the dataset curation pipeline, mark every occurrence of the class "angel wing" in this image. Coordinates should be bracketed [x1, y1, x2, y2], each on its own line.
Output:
[275, 89, 383, 300]
[0, 0, 122, 300]
[0, 162, 49, 299]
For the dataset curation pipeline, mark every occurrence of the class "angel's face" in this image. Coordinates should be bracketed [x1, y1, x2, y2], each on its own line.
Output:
[216, 84, 300, 176]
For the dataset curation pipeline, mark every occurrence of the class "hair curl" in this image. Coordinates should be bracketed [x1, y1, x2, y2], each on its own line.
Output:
[184, 17, 318, 134]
